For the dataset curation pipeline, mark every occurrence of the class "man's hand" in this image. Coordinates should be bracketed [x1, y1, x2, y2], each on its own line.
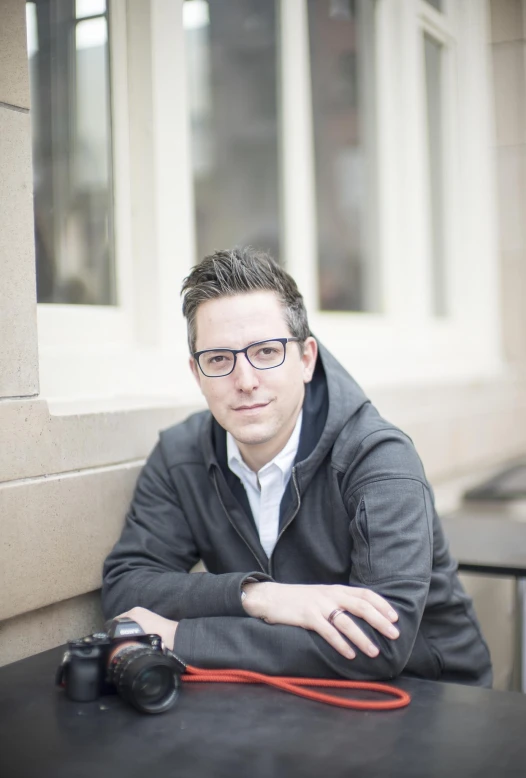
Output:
[242, 583, 399, 661]
[114, 607, 178, 651]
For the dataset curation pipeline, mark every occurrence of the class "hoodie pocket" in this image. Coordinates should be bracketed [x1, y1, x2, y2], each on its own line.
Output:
[350, 479, 432, 583]
[349, 497, 372, 580]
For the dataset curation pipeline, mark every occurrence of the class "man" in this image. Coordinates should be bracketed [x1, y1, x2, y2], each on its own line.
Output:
[102, 247, 492, 685]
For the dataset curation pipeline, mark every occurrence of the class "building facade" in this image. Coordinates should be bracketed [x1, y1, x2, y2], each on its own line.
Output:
[1, 0, 526, 688]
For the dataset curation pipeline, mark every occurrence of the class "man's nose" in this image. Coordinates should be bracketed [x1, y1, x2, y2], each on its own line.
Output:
[233, 352, 260, 391]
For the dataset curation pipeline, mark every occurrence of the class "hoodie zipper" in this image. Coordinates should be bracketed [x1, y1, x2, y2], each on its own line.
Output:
[211, 468, 266, 573]
[359, 497, 368, 542]
[268, 466, 301, 578]
[358, 496, 372, 575]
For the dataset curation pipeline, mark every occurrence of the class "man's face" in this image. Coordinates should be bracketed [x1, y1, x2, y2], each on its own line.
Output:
[189, 291, 317, 469]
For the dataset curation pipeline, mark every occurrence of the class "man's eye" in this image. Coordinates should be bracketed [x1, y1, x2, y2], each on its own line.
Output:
[256, 347, 278, 357]
[205, 353, 233, 366]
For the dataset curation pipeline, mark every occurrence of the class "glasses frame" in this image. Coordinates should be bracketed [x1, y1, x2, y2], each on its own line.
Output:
[193, 337, 301, 378]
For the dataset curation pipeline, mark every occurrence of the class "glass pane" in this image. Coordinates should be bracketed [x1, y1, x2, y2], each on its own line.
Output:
[26, 3, 38, 57]
[184, 0, 281, 262]
[76, 0, 106, 19]
[27, 0, 115, 305]
[308, 0, 379, 312]
[424, 33, 446, 316]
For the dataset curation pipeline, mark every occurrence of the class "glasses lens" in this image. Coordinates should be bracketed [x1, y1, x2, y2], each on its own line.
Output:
[199, 350, 235, 376]
[247, 341, 285, 369]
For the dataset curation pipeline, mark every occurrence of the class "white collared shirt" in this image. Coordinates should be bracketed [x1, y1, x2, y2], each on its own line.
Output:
[227, 411, 303, 558]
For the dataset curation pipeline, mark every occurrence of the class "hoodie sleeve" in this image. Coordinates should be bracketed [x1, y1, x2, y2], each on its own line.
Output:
[173, 429, 435, 681]
[101, 442, 271, 621]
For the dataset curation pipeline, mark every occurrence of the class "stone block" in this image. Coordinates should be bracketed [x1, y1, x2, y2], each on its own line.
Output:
[0, 591, 104, 667]
[490, 0, 524, 44]
[492, 41, 526, 147]
[495, 146, 526, 252]
[0, 106, 38, 397]
[0, 0, 30, 109]
[0, 464, 141, 621]
[500, 250, 526, 364]
[0, 397, 192, 484]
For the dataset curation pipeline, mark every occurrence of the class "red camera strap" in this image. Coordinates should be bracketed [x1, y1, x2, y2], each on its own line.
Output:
[182, 665, 411, 710]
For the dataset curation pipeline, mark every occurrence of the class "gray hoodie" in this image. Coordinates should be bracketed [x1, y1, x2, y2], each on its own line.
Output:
[102, 343, 492, 686]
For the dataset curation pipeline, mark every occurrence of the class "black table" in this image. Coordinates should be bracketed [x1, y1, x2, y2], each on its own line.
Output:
[1, 646, 526, 778]
[441, 512, 526, 692]
[441, 513, 526, 578]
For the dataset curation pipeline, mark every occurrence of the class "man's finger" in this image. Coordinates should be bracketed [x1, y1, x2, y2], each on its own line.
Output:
[331, 611, 380, 658]
[340, 597, 400, 640]
[349, 587, 399, 622]
[314, 618, 357, 660]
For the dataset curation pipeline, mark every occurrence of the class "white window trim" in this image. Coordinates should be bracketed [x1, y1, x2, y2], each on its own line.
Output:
[37, 0, 197, 402]
[282, 0, 503, 389]
[37, 1, 133, 345]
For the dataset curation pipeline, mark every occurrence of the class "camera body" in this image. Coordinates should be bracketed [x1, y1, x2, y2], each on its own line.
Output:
[57, 617, 184, 714]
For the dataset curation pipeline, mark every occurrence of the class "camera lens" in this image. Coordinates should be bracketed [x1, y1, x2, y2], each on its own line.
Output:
[108, 646, 180, 714]
[134, 666, 172, 704]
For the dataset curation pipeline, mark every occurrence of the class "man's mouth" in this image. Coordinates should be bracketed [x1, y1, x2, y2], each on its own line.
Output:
[233, 402, 270, 412]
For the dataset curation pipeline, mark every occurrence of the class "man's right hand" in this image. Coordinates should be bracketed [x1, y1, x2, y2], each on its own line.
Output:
[241, 582, 400, 661]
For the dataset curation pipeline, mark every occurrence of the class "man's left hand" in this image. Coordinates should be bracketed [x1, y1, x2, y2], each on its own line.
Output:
[114, 607, 178, 651]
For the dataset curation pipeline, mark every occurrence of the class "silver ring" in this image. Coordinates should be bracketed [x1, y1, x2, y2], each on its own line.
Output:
[328, 608, 345, 626]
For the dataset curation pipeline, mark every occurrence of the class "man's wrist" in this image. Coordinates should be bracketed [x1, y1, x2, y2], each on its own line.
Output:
[242, 581, 273, 620]
[241, 581, 255, 610]
[240, 576, 260, 607]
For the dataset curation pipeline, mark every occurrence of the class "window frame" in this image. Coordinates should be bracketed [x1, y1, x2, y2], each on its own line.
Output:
[36, 0, 133, 349]
[36, 0, 196, 401]
[36, 0, 503, 402]
[280, 0, 502, 388]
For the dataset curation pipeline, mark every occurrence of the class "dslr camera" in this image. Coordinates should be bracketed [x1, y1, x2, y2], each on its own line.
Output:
[56, 616, 185, 714]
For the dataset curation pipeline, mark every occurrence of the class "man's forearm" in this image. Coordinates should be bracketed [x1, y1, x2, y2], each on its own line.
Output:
[173, 580, 427, 679]
[173, 611, 413, 680]
[116, 578, 425, 679]
[102, 568, 271, 622]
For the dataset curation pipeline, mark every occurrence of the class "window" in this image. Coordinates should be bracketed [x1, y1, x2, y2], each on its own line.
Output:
[27, 0, 115, 305]
[29, 0, 499, 401]
[183, 0, 281, 263]
[296, 0, 499, 385]
[180, 0, 500, 387]
[308, 0, 378, 312]
[28, 0, 205, 401]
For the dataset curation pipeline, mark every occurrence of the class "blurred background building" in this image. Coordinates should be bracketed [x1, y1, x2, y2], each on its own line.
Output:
[1, 0, 526, 688]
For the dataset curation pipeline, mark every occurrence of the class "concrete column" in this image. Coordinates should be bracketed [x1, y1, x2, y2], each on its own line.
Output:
[491, 0, 526, 369]
[0, 0, 39, 398]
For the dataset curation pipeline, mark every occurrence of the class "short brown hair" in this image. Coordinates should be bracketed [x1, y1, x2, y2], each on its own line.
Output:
[181, 247, 310, 353]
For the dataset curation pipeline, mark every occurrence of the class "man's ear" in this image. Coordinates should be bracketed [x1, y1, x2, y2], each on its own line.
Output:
[301, 336, 318, 384]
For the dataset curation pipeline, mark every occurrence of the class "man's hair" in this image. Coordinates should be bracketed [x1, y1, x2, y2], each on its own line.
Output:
[181, 247, 310, 353]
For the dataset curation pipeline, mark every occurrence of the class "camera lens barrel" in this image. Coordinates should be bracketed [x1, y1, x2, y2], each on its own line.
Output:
[108, 646, 181, 714]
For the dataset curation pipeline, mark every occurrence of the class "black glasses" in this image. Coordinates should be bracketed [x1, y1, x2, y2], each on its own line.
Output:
[193, 338, 300, 378]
